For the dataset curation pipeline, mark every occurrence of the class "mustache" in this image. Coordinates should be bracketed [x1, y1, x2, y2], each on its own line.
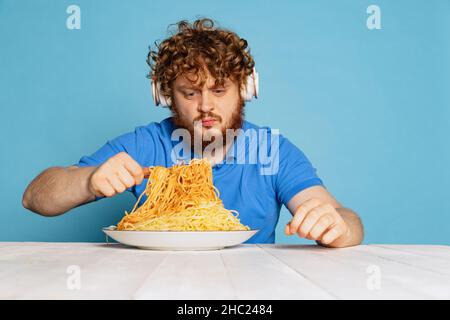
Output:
[194, 113, 222, 122]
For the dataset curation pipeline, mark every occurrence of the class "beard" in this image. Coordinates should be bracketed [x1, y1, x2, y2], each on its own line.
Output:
[170, 97, 245, 152]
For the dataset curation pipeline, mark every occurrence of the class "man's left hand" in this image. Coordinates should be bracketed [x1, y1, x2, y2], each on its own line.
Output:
[285, 198, 350, 246]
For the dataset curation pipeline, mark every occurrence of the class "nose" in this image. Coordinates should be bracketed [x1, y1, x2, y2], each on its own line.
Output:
[198, 91, 214, 113]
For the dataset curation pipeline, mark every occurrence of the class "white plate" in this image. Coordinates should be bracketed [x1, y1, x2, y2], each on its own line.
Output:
[102, 227, 259, 251]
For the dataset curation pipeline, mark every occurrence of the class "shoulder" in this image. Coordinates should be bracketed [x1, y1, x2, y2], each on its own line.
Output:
[242, 120, 294, 152]
[108, 117, 174, 161]
[243, 120, 291, 139]
[242, 119, 273, 133]
[137, 117, 175, 138]
[114, 117, 174, 142]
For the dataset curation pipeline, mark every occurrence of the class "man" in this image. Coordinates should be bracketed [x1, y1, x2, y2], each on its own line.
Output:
[22, 18, 364, 247]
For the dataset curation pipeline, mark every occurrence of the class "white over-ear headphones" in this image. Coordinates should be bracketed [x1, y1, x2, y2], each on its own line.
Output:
[151, 67, 259, 107]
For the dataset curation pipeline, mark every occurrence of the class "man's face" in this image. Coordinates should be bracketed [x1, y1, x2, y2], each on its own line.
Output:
[170, 71, 244, 150]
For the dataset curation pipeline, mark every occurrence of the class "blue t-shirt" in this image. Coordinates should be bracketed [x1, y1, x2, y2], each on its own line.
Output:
[77, 117, 323, 243]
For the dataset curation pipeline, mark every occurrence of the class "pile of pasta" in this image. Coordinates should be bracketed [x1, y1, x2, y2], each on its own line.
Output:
[117, 158, 250, 231]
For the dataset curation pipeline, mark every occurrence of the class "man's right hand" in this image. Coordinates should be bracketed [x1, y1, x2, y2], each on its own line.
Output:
[88, 152, 145, 198]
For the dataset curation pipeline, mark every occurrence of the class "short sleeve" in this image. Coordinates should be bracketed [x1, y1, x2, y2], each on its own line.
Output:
[76, 131, 141, 167]
[75, 128, 144, 201]
[275, 136, 323, 206]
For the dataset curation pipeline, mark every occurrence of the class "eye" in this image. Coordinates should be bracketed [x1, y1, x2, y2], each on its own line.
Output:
[213, 88, 226, 95]
[183, 91, 197, 98]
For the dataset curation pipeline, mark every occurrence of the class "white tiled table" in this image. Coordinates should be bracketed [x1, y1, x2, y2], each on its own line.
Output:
[1, 242, 449, 299]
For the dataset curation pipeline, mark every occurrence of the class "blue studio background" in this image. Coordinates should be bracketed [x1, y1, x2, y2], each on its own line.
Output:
[0, 0, 448, 244]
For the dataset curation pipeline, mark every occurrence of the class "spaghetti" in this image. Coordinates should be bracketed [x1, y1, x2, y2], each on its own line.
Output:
[116, 158, 250, 231]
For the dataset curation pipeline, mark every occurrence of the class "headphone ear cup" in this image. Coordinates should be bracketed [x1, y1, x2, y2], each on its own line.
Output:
[159, 91, 171, 107]
[152, 81, 171, 107]
[241, 68, 259, 102]
[253, 69, 259, 99]
[151, 81, 159, 106]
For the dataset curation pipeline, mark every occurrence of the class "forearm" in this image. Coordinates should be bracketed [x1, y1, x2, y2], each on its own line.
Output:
[22, 166, 97, 216]
[318, 207, 364, 248]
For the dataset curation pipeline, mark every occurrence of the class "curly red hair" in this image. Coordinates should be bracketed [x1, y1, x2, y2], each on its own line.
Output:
[147, 18, 255, 102]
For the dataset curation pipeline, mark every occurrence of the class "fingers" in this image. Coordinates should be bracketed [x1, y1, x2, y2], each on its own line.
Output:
[288, 198, 322, 235]
[89, 152, 146, 198]
[320, 224, 348, 245]
[108, 163, 140, 194]
[297, 204, 334, 238]
[117, 166, 136, 189]
[122, 156, 145, 185]
[101, 183, 116, 198]
[93, 178, 116, 198]
[115, 152, 144, 183]
[99, 167, 135, 196]
[286, 198, 349, 245]
[284, 223, 291, 236]
[308, 214, 335, 240]
[106, 174, 127, 194]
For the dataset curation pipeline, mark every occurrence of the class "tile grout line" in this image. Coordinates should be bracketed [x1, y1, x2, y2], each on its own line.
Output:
[353, 246, 450, 277]
[130, 251, 172, 300]
[256, 244, 338, 300]
[373, 244, 450, 260]
[219, 251, 239, 300]
[260, 245, 441, 300]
